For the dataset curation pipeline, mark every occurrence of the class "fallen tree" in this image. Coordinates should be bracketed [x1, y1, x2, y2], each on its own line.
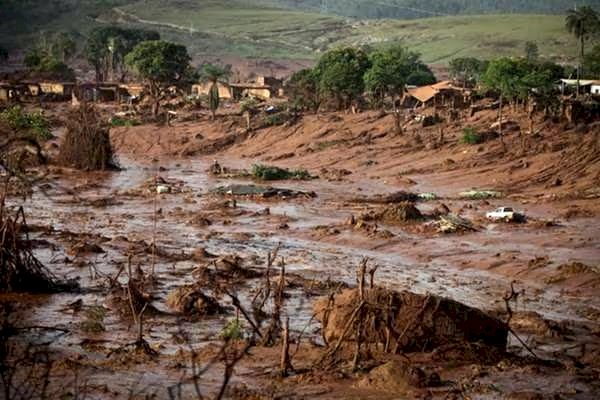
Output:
[315, 287, 507, 355]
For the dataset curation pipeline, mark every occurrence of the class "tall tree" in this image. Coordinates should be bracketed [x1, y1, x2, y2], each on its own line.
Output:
[86, 27, 160, 82]
[199, 64, 232, 120]
[584, 44, 600, 78]
[125, 40, 193, 117]
[315, 47, 371, 110]
[285, 68, 320, 111]
[364, 45, 413, 109]
[449, 57, 488, 87]
[566, 6, 600, 78]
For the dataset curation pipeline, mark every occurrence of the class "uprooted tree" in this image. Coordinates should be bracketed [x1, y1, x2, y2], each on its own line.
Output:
[125, 40, 194, 118]
[58, 103, 115, 170]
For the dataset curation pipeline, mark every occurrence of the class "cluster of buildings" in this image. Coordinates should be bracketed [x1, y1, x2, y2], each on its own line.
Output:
[0, 75, 284, 104]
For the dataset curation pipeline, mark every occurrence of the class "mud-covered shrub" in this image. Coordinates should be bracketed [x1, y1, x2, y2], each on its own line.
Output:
[0, 199, 75, 293]
[0, 106, 52, 140]
[461, 127, 483, 144]
[251, 164, 310, 180]
[58, 103, 116, 170]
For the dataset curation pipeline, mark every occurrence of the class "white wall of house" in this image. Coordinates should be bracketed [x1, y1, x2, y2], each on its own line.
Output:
[591, 85, 600, 95]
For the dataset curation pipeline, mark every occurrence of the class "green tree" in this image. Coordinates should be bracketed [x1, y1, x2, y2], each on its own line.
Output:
[199, 64, 232, 119]
[406, 68, 436, 86]
[364, 45, 413, 109]
[285, 68, 320, 111]
[566, 6, 600, 78]
[524, 41, 539, 61]
[125, 40, 192, 117]
[315, 47, 371, 110]
[481, 58, 524, 142]
[0, 47, 8, 64]
[50, 31, 77, 62]
[482, 57, 559, 140]
[86, 27, 160, 82]
[584, 44, 600, 78]
[449, 57, 488, 87]
[24, 46, 74, 81]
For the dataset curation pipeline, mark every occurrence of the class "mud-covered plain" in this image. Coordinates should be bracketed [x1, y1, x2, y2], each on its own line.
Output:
[3, 105, 600, 399]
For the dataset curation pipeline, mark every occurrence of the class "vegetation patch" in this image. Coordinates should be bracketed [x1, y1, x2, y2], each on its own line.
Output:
[0, 106, 52, 141]
[109, 116, 141, 127]
[461, 127, 483, 145]
[251, 164, 311, 181]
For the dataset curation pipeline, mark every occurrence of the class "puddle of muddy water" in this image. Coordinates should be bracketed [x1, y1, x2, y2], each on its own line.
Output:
[6, 154, 600, 398]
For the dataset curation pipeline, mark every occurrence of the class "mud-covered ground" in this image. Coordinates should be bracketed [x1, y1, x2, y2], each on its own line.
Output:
[2, 103, 600, 399]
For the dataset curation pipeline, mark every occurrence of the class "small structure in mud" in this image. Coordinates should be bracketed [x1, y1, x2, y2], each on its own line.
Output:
[73, 83, 120, 104]
[404, 81, 468, 109]
[39, 81, 75, 99]
[191, 75, 282, 100]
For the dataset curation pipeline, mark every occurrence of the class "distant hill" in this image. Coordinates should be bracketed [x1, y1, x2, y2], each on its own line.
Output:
[260, 0, 600, 19]
[0, 0, 588, 65]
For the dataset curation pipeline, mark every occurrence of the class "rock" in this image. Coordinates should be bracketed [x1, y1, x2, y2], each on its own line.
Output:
[509, 311, 563, 337]
[355, 360, 427, 395]
[314, 288, 507, 352]
[67, 241, 104, 256]
[166, 285, 224, 316]
[379, 202, 423, 224]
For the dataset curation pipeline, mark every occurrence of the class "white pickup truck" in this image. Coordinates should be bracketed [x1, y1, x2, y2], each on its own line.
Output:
[486, 207, 525, 222]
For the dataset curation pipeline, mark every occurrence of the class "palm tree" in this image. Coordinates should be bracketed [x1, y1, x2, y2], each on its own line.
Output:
[200, 64, 231, 119]
[566, 6, 600, 79]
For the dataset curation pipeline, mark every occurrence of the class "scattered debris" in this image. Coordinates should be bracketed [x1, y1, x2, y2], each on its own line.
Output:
[459, 190, 503, 200]
[166, 285, 225, 316]
[436, 214, 477, 233]
[352, 191, 419, 204]
[212, 184, 316, 199]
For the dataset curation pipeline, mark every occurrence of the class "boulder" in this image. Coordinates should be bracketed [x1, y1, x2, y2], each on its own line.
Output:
[166, 285, 224, 316]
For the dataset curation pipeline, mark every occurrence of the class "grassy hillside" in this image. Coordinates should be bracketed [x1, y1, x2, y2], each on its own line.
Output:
[258, 0, 600, 19]
[0, 0, 581, 64]
[111, 1, 579, 63]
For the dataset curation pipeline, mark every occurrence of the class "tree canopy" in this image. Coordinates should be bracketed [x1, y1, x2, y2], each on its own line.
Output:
[315, 47, 371, 109]
[86, 27, 160, 82]
[364, 45, 412, 105]
[449, 57, 489, 86]
[125, 40, 192, 116]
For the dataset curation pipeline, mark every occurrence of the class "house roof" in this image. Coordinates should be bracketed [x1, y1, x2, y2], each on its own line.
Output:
[560, 79, 600, 86]
[407, 81, 463, 103]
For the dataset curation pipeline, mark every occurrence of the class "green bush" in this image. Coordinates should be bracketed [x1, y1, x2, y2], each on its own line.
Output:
[0, 106, 52, 140]
[263, 113, 287, 127]
[220, 318, 243, 340]
[461, 127, 483, 144]
[251, 164, 310, 180]
[109, 116, 141, 127]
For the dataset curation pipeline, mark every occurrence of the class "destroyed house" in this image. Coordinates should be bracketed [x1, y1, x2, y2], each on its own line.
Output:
[191, 81, 234, 99]
[404, 81, 467, 108]
[74, 83, 119, 103]
[39, 81, 75, 98]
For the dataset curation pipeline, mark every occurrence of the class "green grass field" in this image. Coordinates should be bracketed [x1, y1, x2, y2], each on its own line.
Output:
[115, 1, 578, 63]
[0, 0, 580, 64]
